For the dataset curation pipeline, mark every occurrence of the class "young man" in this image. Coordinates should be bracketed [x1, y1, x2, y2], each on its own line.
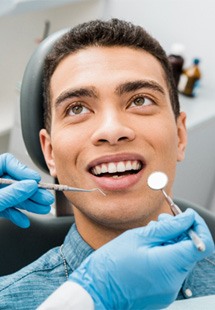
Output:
[0, 19, 214, 309]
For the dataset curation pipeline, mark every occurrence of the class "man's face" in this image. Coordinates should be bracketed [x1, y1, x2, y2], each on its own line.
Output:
[40, 46, 186, 236]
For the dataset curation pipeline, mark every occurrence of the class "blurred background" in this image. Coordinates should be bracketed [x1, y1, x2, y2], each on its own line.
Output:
[0, 0, 214, 212]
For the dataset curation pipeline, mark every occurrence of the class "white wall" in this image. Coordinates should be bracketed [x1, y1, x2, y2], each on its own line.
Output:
[105, 0, 215, 91]
[0, 0, 105, 126]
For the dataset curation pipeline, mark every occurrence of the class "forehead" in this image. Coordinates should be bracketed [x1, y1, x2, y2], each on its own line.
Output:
[50, 46, 168, 98]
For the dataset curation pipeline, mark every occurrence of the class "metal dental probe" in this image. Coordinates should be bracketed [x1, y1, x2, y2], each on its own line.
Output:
[0, 178, 106, 196]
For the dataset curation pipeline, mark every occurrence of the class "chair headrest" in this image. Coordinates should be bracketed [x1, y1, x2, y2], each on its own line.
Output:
[20, 29, 68, 173]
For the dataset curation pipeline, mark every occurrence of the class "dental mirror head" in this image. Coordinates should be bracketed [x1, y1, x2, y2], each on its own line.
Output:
[147, 171, 168, 190]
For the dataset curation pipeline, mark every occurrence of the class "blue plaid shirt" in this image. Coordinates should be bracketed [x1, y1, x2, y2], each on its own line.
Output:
[0, 224, 214, 309]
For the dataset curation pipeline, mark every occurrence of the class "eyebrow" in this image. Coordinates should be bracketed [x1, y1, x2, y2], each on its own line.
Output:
[54, 80, 165, 107]
[55, 87, 98, 107]
[115, 80, 165, 96]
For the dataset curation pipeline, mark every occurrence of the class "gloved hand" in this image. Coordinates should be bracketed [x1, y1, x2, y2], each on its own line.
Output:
[0, 153, 54, 228]
[69, 209, 214, 310]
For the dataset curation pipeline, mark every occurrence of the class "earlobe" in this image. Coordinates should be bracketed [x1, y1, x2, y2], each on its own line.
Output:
[39, 129, 57, 177]
[177, 112, 187, 162]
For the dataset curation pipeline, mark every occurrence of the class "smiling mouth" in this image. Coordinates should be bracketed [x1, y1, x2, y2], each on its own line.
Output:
[90, 160, 143, 178]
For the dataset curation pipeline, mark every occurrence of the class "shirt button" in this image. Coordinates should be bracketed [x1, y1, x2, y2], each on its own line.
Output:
[185, 288, 193, 298]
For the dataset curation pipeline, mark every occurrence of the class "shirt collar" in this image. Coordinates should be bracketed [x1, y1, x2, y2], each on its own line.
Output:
[62, 223, 94, 272]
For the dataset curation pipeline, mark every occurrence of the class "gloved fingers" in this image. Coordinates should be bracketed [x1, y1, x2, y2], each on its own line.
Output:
[1, 208, 30, 228]
[0, 180, 38, 211]
[162, 209, 214, 260]
[157, 213, 186, 245]
[0, 153, 41, 182]
[0, 176, 55, 207]
[158, 213, 173, 221]
[29, 188, 55, 206]
[158, 210, 214, 255]
[158, 208, 211, 242]
[189, 209, 214, 257]
[154, 211, 214, 266]
[132, 209, 196, 247]
[157, 213, 189, 244]
[160, 237, 208, 270]
[16, 200, 51, 214]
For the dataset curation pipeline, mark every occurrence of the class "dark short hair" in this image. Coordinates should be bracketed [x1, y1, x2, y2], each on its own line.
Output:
[43, 18, 180, 131]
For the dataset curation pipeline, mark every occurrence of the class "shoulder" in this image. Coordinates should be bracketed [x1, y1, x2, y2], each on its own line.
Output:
[182, 252, 215, 298]
[0, 246, 67, 309]
[177, 251, 215, 300]
[194, 251, 215, 274]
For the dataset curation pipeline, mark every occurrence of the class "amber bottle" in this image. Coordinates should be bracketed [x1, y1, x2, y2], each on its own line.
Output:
[178, 58, 201, 97]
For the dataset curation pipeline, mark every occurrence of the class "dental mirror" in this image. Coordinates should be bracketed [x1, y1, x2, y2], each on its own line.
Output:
[147, 171, 168, 191]
[147, 171, 206, 252]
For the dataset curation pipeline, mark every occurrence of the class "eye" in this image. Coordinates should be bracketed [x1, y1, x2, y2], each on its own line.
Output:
[66, 103, 90, 116]
[129, 95, 153, 108]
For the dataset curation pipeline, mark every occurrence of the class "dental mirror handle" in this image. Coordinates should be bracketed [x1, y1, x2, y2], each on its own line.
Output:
[162, 190, 206, 252]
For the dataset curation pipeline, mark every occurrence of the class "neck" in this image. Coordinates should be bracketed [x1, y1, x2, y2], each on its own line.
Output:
[73, 205, 172, 249]
[74, 208, 124, 249]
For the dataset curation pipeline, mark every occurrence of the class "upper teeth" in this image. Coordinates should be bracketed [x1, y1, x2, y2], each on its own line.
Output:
[91, 160, 141, 176]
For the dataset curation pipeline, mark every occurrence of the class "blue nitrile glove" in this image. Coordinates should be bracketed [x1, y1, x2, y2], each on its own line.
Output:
[0, 153, 54, 228]
[69, 209, 214, 310]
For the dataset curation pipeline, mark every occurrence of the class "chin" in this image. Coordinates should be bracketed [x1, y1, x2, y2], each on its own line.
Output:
[84, 206, 152, 230]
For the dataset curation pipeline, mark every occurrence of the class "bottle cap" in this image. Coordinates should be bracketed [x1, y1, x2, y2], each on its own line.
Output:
[193, 58, 200, 65]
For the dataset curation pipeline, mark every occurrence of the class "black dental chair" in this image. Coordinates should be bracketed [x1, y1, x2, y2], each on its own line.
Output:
[0, 30, 215, 277]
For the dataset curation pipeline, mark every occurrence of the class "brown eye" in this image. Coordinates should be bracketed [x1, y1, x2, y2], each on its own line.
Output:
[67, 104, 90, 116]
[71, 105, 83, 114]
[130, 96, 153, 108]
[133, 97, 145, 106]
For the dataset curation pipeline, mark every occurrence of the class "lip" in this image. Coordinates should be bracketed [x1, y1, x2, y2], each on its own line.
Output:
[87, 153, 145, 191]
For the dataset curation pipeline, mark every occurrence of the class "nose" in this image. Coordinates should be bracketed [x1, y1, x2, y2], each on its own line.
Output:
[91, 111, 135, 146]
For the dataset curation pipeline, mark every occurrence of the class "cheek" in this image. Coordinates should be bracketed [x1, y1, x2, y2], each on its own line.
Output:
[51, 130, 80, 177]
[148, 119, 179, 162]
[160, 127, 178, 154]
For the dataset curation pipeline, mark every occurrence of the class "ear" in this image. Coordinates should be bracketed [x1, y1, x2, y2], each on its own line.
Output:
[39, 129, 57, 177]
[176, 112, 187, 162]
